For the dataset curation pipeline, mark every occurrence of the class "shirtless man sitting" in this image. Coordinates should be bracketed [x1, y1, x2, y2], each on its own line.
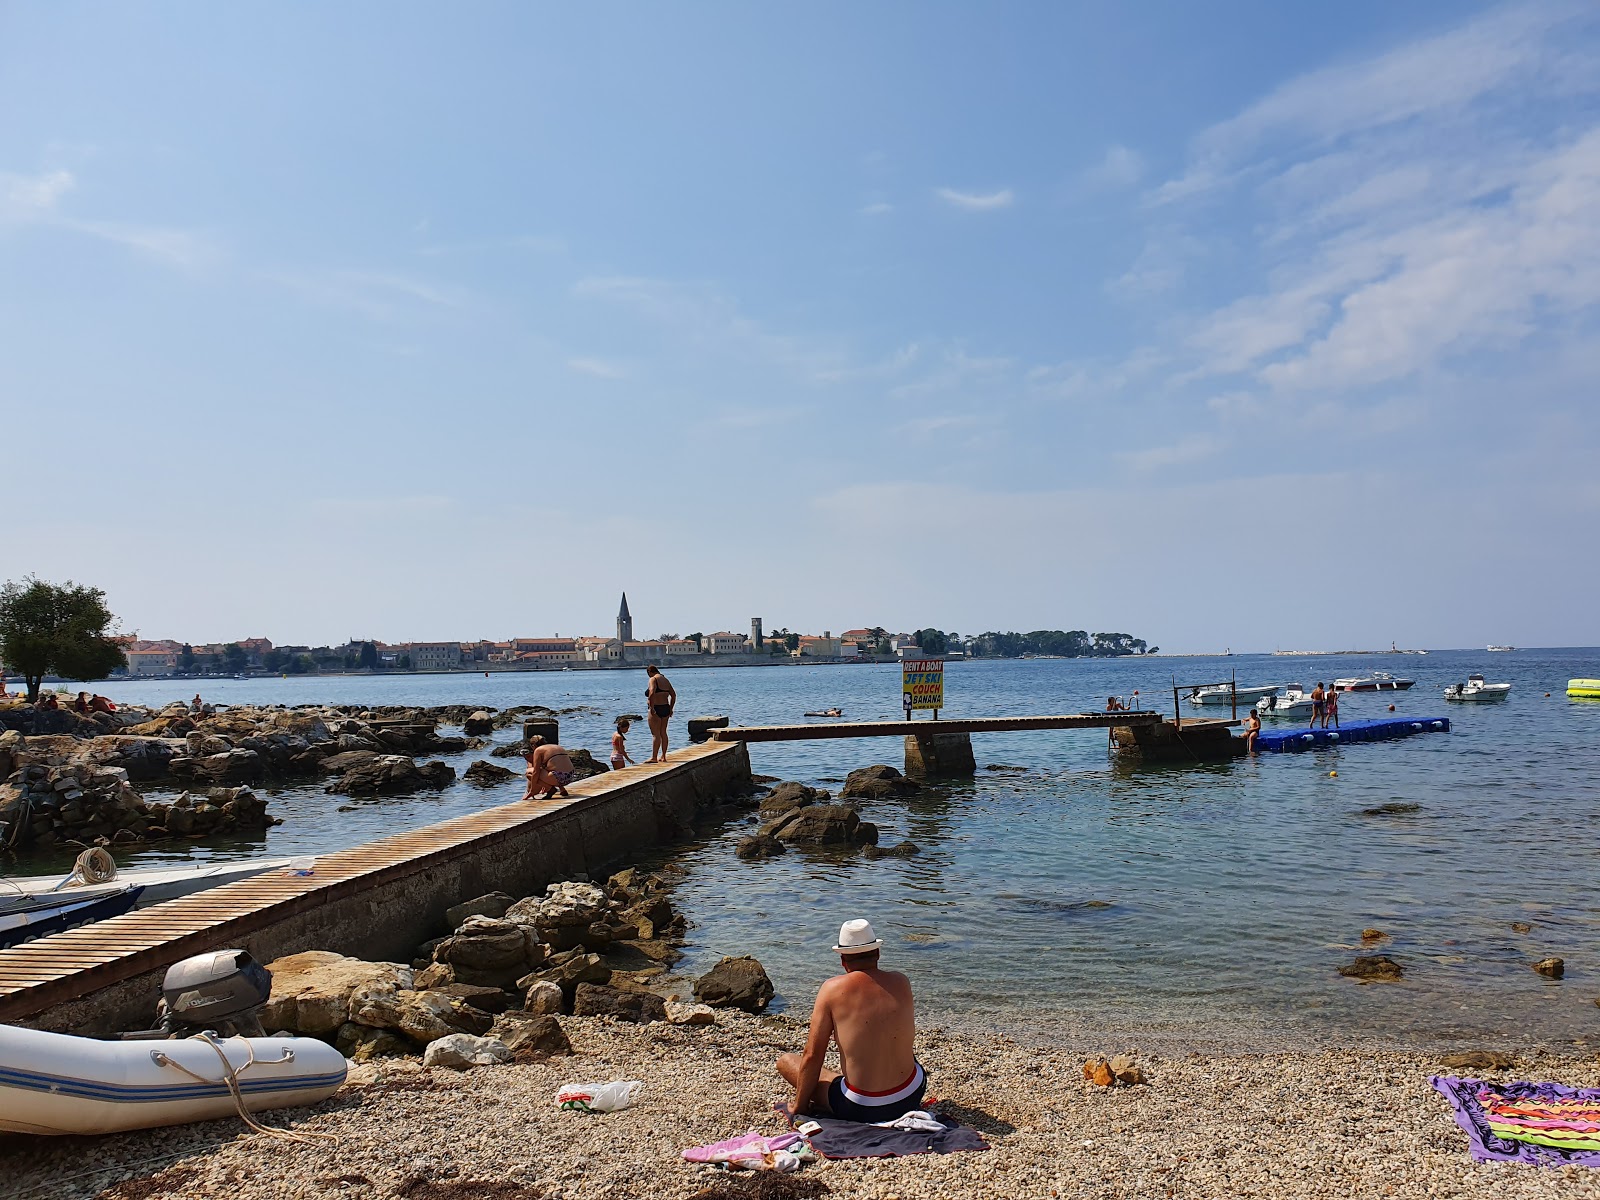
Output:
[776, 919, 926, 1123]
[521, 735, 577, 800]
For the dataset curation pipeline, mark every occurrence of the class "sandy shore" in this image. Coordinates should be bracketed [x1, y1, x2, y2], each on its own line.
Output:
[6, 1014, 1600, 1200]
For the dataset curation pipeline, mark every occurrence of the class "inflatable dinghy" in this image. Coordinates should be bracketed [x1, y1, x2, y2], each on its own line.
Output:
[0, 1023, 347, 1135]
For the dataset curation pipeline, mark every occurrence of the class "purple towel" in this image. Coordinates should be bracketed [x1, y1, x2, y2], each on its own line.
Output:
[1431, 1076, 1600, 1167]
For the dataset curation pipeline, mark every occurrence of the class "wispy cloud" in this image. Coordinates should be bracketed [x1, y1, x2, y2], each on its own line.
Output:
[935, 186, 1015, 211]
[567, 356, 627, 380]
[1117, 434, 1225, 472]
[859, 202, 893, 216]
[0, 167, 74, 217]
[1081, 145, 1146, 190]
[0, 166, 219, 270]
[265, 267, 467, 318]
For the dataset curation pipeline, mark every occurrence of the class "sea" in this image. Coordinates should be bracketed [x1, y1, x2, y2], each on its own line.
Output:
[25, 648, 1600, 1050]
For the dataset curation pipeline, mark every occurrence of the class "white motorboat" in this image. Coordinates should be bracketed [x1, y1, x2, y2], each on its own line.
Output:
[1444, 674, 1511, 702]
[0, 1024, 345, 1135]
[1332, 672, 1415, 692]
[1256, 684, 1316, 719]
[1486, 645, 1515, 652]
[1187, 683, 1281, 706]
[1, 856, 294, 916]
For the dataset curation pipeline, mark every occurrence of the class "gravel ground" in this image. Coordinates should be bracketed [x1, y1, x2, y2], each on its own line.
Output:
[5, 1015, 1600, 1200]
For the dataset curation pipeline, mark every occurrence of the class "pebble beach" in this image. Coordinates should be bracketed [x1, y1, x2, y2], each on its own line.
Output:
[7, 1014, 1599, 1200]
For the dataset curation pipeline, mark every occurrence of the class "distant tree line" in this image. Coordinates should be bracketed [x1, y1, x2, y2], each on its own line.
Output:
[965, 630, 1154, 658]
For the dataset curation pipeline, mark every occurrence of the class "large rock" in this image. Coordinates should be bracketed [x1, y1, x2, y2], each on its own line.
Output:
[736, 833, 786, 861]
[326, 755, 455, 795]
[840, 764, 920, 800]
[759, 782, 825, 819]
[445, 891, 515, 929]
[168, 748, 265, 785]
[572, 982, 667, 1024]
[665, 1000, 716, 1026]
[335, 1022, 410, 1062]
[687, 715, 730, 743]
[1338, 955, 1403, 982]
[463, 760, 516, 785]
[520, 949, 610, 1001]
[487, 1012, 571, 1057]
[432, 917, 545, 988]
[506, 881, 621, 950]
[262, 952, 413, 1036]
[765, 804, 879, 846]
[464, 711, 495, 737]
[693, 956, 774, 1013]
[524, 980, 566, 1015]
[316, 749, 381, 775]
[423, 1033, 512, 1070]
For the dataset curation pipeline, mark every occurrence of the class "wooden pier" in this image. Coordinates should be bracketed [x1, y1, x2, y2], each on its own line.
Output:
[709, 711, 1161, 742]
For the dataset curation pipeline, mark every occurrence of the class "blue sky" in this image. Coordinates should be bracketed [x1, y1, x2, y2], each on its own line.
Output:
[3, 1, 1598, 651]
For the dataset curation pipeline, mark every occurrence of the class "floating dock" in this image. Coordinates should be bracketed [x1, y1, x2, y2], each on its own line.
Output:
[1255, 715, 1450, 753]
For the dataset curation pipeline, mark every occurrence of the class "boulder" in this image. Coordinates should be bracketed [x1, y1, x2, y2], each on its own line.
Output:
[1439, 1050, 1516, 1071]
[759, 782, 825, 819]
[316, 749, 381, 775]
[839, 764, 921, 801]
[335, 1023, 410, 1062]
[506, 881, 615, 950]
[326, 754, 454, 795]
[488, 1012, 571, 1058]
[464, 711, 495, 737]
[693, 956, 774, 1013]
[261, 952, 413, 1036]
[413, 963, 456, 989]
[398, 990, 494, 1042]
[463, 760, 516, 785]
[1337, 955, 1403, 982]
[862, 841, 920, 859]
[445, 892, 515, 929]
[432, 983, 513, 1015]
[665, 1000, 716, 1026]
[766, 804, 879, 846]
[524, 980, 566, 1015]
[1534, 957, 1565, 979]
[168, 749, 265, 785]
[736, 834, 786, 861]
[520, 949, 610, 1001]
[432, 918, 544, 988]
[572, 983, 667, 1023]
[423, 1033, 512, 1070]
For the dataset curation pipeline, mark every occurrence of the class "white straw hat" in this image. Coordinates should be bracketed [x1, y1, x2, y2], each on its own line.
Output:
[832, 919, 882, 955]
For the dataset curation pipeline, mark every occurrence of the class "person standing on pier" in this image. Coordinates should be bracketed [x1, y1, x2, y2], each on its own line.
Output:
[1309, 683, 1325, 729]
[644, 665, 676, 763]
[1323, 685, 1339, 730]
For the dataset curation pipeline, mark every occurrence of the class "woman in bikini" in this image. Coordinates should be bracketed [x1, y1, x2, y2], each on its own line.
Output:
[644, 666, 676, 763]
[611, 718, 635, 771]
[523, 736, 577, 800]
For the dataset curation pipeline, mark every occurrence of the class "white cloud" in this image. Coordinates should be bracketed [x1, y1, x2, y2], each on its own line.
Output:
[860, 202, 894, 216]
[1082, 145, 1145, 190]
[567, 356, 627, 379]
[934, 186, 1015, 211]
[1, 166, 219, 271]
[0, 168, 74, 217]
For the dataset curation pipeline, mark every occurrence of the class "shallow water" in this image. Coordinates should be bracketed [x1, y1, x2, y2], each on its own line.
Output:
[31, 648, 1600, 1047]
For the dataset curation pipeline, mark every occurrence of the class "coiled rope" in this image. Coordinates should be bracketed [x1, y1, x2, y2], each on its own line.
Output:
[152, 1033, 337, 1146]
[72, 846, 118, 885]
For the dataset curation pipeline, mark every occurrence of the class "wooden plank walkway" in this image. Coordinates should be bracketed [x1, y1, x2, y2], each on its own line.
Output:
[0, 743, 728, 1021]
[710, 711, 1162, 743]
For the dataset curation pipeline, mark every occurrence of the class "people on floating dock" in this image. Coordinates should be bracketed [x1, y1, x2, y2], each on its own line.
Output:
[645, 665, 677, 763]
[1309, 683, 1326, 729]
[1244, 709, 1261, 754]
[610, 718, 636, 771]
[1323, 687, 1340, 730]
[523, 735, 577, 800]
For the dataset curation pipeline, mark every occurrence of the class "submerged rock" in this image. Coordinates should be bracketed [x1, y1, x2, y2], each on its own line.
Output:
[764, 803, 878, 846]
[1359, 802, 1421, 817]
[862, 841, 920, 860]
[463, 760, 516, 785]
[840, 764, 921, 801]
[1338, 955, 1404, 982]
[1533, 957, 1565, 979]
[736, 833, 786, 861]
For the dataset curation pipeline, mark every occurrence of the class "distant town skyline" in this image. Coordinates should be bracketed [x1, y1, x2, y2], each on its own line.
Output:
[5, 2, 1597, 651]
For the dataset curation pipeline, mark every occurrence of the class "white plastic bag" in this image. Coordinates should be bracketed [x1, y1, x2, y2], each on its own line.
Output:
[556, 1080, 642, 1113]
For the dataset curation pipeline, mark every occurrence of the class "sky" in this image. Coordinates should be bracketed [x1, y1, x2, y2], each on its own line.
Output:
[2, 1, 1598, 652]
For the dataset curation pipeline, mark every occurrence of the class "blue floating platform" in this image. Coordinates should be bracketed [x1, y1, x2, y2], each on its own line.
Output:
[1254, 715, 1450, 753]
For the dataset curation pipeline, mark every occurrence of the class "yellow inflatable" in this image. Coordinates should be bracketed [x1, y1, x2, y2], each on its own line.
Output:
[1569, 679, 1600, 699]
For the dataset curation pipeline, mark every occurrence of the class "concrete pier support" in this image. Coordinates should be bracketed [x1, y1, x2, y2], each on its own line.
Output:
[687, 715, 730, 743]
[523, 718, 560, 744]
[904, 731, 977, 779]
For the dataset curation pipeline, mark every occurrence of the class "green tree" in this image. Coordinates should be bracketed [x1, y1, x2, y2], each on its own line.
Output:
[222, 643, 248, 673]
[0, 577, 127, 703]
[914, 628, 948, 655]
[687, 632, 704, 651]
[178, 643, 196, 674]
[358, 641, 378, 669]
[784, 632, 800, 652]
[261, 648, 285, 672]
[869, 626, 890, 655]
[287, 654, 315, 674]
[398, 653, 412, 670]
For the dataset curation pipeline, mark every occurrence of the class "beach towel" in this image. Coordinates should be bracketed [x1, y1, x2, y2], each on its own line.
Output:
[1432, 1076, 1600, 1167]
[773, 1106, 988, 1159]
[684, 1130, 807, 1170]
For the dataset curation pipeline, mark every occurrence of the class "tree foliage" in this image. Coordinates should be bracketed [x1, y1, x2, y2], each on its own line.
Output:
[967, 629, 1151, 659]
[222, 644, 248, 672]
[358, 641, 378, 669]
[178, 643, 196, 673]
[913, 628, 949, 655]
[0, 577, 127, 702]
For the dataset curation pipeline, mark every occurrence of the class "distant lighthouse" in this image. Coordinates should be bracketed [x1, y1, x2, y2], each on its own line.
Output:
[617, 592, 633, 644]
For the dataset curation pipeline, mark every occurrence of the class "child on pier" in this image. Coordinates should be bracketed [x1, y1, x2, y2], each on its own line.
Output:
[611, 718, 635, 771]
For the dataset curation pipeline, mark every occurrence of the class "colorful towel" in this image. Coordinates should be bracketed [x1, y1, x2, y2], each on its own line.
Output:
[1432, 1076, 1600, 1166]
[683, 1130, 805, 1169]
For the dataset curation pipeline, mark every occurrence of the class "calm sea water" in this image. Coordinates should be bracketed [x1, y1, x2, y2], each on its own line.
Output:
[31, 649, 1600, 1048]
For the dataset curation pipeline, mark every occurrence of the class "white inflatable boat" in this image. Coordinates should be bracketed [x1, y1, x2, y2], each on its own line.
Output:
[0, 1024, 347, 1135]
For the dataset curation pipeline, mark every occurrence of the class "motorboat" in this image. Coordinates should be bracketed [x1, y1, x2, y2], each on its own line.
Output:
[1567, 679, 1600, 699]
[1486, 645, 1515, 652]
[1187, 683, 1281, 706]
[0, 885, 144, 950]
[1332, 672, 1414, 692]
[1444, 674, 1511, 702]
[1256, 684, 1316, 719]
[1, 856, 293, 917]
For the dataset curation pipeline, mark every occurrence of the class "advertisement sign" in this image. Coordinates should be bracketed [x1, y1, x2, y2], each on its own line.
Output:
[901, 659, 945, 712]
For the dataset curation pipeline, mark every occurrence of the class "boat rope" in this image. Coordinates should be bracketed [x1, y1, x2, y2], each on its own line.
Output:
[72, 846, 118, 885]
[152, 1033, 337, 1146]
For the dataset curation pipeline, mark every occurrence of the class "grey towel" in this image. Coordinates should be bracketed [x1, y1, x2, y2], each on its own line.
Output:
[778, 1108, 988, 1159]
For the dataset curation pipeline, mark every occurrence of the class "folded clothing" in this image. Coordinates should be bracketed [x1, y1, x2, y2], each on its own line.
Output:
[1433, 1076, 1600, 1167]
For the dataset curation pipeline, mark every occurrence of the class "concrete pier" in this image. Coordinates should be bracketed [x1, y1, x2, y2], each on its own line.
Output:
[903, 732, 978, 778]
[0, 740, 751, 1034]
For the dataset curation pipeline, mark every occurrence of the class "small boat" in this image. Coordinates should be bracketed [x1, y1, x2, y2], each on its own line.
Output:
[1, 857, 292, 915]
[1486, 645, 1515, 652]
[1332, 672, 1415, 693]
[1256, 684, 1316, 718]
[0, 885, 144, 950]
[1187, 684, 1281, 706]
[1568, 679, 1600, 699]
[1444, 674, 1511, 702]
[0, 1024, 346, 1135]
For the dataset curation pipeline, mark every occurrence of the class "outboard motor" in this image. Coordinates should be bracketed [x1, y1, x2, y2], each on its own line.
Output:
[120, 949, 273, 1039]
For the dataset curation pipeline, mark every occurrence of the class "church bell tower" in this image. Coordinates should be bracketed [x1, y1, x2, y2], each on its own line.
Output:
[617, 592, 633, 643]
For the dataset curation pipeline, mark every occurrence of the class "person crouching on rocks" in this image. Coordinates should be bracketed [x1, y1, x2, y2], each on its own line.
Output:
[777, 919, 927, 1124]
[522, 735, 576, 800]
